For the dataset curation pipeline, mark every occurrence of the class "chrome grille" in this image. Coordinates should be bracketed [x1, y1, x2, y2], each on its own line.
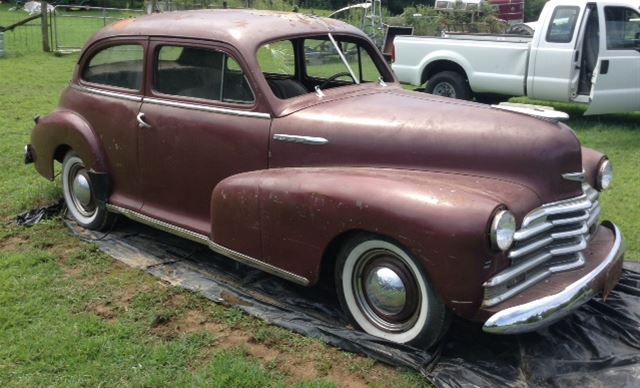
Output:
[483, 184, 600, 307]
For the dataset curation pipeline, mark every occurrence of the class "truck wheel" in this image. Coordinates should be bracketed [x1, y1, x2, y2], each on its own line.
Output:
[62, 151, 115, 230]
[426, 71, 472, 100]
[335, 235, 450, 347]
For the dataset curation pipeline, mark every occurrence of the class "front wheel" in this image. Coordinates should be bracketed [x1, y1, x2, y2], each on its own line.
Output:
[335, 235, 450, 347]
[425, 71, 472, 100]
[62, 151, 115, 230]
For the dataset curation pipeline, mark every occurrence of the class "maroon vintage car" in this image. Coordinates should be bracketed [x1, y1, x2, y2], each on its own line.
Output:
[25, 10, 625, 348]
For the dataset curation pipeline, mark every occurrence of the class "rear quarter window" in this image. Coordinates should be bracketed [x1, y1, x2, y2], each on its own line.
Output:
[82, 44, 144, 90]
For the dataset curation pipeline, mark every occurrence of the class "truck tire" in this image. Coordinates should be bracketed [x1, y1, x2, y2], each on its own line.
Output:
[335, 234, 450, 348]
[426, 71, 472, 100]
[62, 151, 116, 231]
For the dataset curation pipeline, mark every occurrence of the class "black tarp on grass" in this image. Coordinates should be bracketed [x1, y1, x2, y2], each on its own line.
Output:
[17, 205, 640, 386]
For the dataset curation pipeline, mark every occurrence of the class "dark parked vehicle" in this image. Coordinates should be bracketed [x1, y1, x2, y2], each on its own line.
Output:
[25, 10, 625, 348]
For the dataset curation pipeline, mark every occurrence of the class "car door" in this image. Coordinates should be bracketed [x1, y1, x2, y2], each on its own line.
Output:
[528, 4, 586, 101]
[585, 4, 640, 115]
[75, 40, 146, 211]
[137, 39, 271, 249]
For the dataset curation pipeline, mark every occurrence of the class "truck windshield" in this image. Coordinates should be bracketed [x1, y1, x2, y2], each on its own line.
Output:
[257, 35, 387, 99]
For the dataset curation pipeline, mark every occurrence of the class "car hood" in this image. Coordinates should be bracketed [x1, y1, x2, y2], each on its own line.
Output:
[269, 87, 584, 205]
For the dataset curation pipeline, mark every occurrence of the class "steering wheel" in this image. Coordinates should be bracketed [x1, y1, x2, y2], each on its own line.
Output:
[318, 72, 356, 90]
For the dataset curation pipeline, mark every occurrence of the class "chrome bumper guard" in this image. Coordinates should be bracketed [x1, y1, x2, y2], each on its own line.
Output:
[483, 221, 625, 334]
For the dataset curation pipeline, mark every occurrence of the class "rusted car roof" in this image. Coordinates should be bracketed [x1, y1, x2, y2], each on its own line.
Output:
[91, 9, 365, 49]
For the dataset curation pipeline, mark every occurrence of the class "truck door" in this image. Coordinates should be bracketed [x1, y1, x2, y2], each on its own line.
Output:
[585, 4, 640, 115]
[529, 4, 586, 101]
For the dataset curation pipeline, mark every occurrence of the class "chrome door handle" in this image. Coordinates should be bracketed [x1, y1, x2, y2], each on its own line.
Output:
[273, 134, 328, 145]
[136, 112, 151, 128]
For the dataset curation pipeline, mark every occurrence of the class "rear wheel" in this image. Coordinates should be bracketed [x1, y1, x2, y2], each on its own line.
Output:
[62, 151, 115, 230]
[425, 71, 472, 100]
[335, 235, 449, 347]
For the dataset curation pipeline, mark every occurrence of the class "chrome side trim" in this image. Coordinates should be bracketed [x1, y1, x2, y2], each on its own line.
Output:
[71, 84, 143, 102]
[106, 204, 310, 286]
[483, 221, 625, 334]
[273, 134, 329, 145]
[143, 97, 271, 119]
[562, 170, 586, 182]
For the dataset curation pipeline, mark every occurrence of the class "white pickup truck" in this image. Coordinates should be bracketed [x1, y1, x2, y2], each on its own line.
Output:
[392, 0, 640, 115]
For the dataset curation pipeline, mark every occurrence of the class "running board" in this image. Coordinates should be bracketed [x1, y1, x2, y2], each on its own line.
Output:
[105, 204, 310, 286]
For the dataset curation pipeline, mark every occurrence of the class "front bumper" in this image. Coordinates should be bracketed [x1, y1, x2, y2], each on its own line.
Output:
[483, 221, 625, 334]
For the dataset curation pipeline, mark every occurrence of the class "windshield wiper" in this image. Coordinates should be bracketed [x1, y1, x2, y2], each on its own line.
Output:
[327, 33, 360, 86]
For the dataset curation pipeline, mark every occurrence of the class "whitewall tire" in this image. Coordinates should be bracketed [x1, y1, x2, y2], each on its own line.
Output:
[62, 151, 114, 230]
[336, 235, 449, 347]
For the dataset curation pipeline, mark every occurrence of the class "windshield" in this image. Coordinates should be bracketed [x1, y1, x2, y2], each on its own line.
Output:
[257, 35, 388, 99]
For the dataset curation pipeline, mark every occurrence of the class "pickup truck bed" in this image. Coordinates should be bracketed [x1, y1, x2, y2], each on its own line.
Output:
[393, 34, 531, 96]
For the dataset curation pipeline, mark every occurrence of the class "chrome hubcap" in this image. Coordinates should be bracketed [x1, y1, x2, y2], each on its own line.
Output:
[72, 173, 92, 208]
[432, 82, 457, 98]
[364, 267, 406, 316]
[67, 163, 96, 217]
[353, 250, 420, 333]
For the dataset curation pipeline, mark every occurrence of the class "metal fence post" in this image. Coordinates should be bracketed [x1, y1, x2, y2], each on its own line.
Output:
[41, 1, 51, 52]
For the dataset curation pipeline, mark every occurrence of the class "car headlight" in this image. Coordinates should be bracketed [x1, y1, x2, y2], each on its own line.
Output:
[490, 210, 516, 251]
[596, 158, 613, 191]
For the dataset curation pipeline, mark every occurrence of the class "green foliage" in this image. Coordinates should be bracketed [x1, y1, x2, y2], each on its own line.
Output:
[394, 3, 506, 36]
[524, 0, 549, 22]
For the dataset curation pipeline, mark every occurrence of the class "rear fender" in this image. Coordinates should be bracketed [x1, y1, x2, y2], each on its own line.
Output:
[30, 109, 108, 180]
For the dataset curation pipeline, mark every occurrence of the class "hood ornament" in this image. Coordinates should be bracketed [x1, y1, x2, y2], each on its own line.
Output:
[562, 170, 586, 182]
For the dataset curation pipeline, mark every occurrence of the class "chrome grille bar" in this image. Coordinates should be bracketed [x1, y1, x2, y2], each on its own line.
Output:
[483, 183, 601, 307]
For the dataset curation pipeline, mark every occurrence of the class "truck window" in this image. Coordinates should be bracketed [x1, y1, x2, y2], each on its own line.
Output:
[604, 7, 640, 50]
[154, 46, 254, 104]
[546, 6, 580, 43]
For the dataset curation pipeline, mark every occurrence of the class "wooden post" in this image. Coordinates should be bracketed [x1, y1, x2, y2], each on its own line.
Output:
[40, 1, 50, 52]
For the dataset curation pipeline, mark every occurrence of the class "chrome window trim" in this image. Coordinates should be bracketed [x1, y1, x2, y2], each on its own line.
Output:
[143, 97, 270, 119]
[71, 83, 143, 102]
[105, 204, 309, 286]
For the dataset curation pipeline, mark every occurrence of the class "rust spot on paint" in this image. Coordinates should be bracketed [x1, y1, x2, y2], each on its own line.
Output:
[112, 18, 135, 30]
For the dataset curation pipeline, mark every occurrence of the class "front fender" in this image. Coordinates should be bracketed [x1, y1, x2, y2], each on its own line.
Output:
[212, 167, 539, 318]
[30, 109, 108, 179]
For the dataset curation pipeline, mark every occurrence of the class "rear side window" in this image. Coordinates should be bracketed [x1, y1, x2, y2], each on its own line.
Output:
[604, 7, 640, 50]
[154, 46, 254, 104]
[546, 6, 580, 43]
[82, 44, 144, 90]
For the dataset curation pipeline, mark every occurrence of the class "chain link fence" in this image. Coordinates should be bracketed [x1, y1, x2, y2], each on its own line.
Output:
[0, 5, 43, 56]
[51, 5, 143, 53]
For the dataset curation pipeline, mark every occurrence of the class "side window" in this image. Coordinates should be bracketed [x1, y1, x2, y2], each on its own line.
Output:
[155, 45, 254, 104]
[257, 40, 295, 77]
[546, 6, 580, 43]
[604, 7, 640, 50]
[82, 44, 144, 90]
